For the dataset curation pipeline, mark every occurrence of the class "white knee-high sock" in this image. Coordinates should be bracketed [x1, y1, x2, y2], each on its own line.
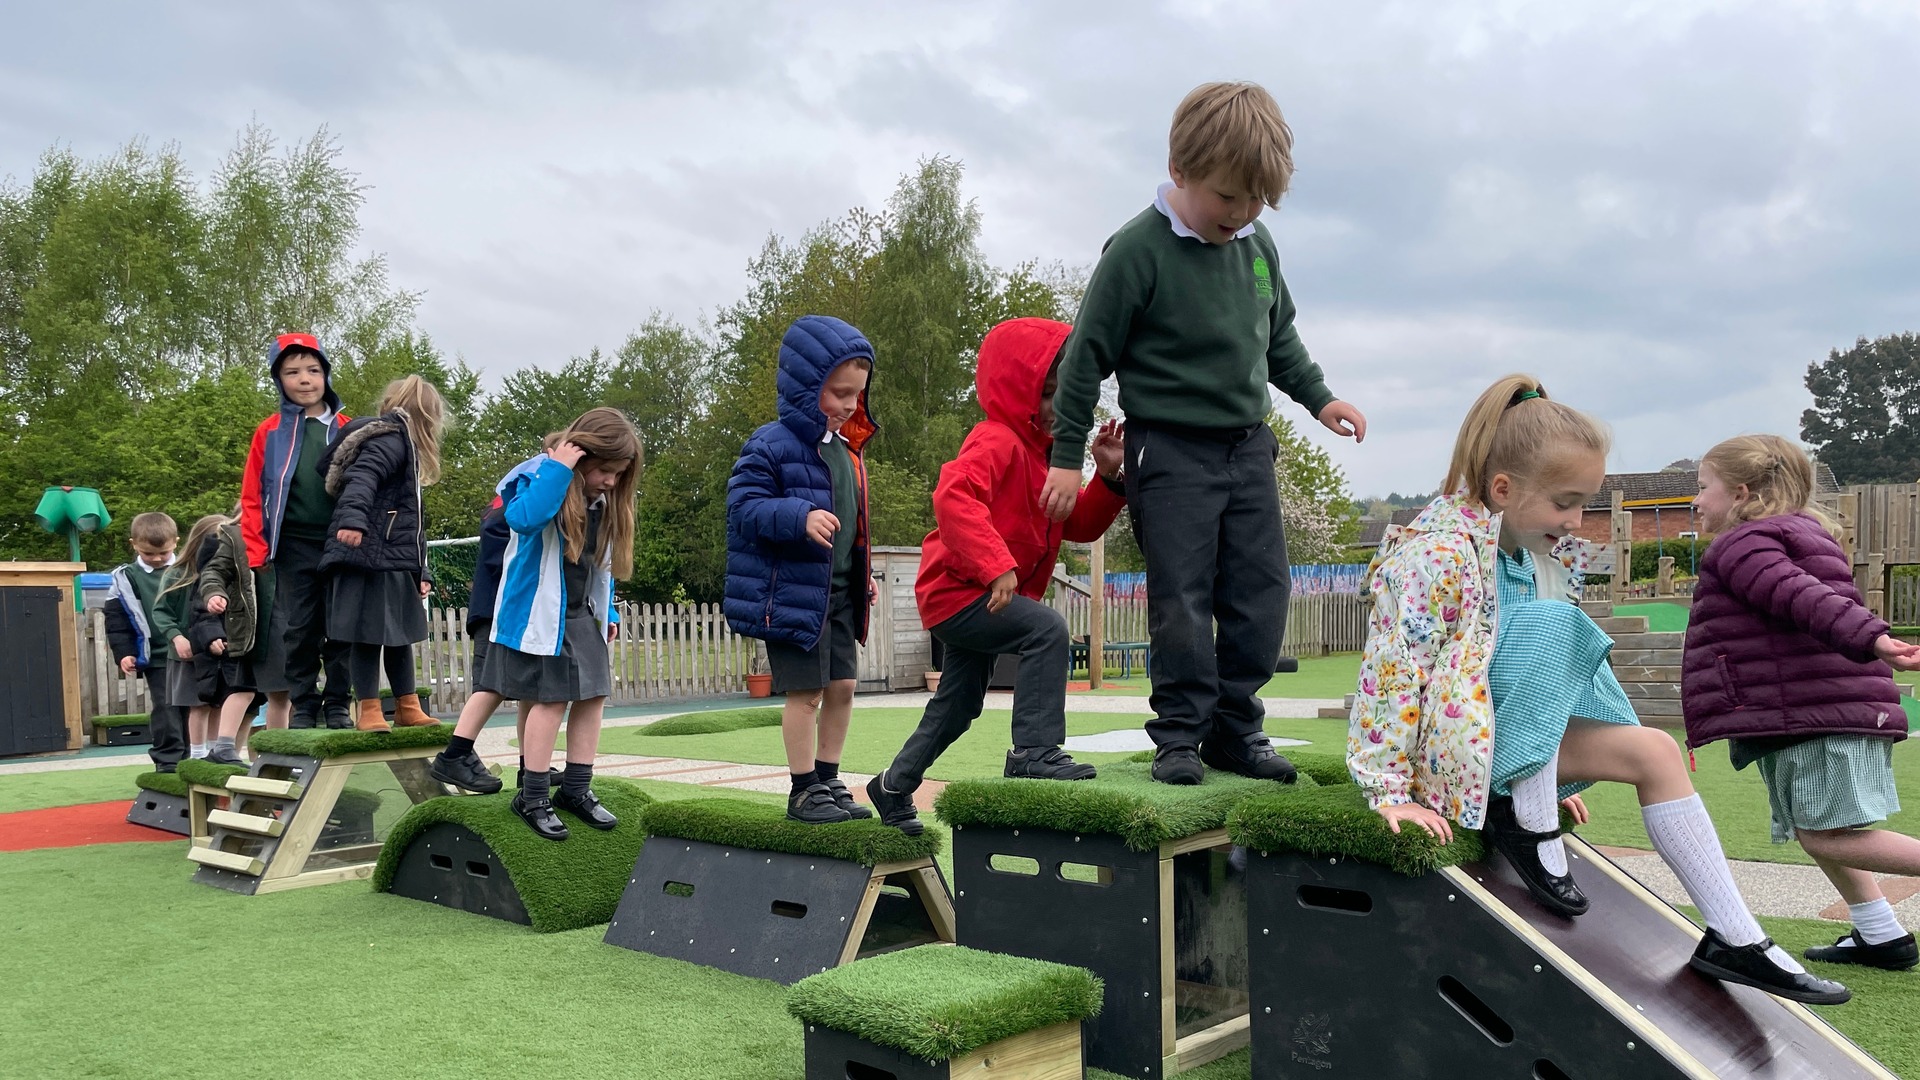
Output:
[1510, 755, 1568, 876]
[1643, 795, 1805, 973]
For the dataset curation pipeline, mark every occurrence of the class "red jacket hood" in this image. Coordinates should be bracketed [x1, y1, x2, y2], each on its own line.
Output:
[976, 317, 1071, 452]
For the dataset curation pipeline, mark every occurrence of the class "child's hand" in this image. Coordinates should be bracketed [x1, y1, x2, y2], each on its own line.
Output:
[206, 594, 228, 615]
[806, 510, 840, 548]
[1377, 802, 1453, 844]
[986, 570, 1018, 614]
[173, 635, 193, 660]
[119, 656, 137, 675]
[551, 441, 587, 469]
[1039, 467, 1082, 522]
[419, 581, 432, 598]
[335, 529, 363, 548]
[209, 639, 227, 656]
[1874, 634, 1920, 671]
[1317, 400, 1368, 443]
[1560, 794, 1590, 825]
[1090, 420, 1125, 481]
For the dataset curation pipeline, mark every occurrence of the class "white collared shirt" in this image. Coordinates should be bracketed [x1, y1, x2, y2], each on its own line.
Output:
[134, 553, 175, 574]
[1154, 182, 1256, 242]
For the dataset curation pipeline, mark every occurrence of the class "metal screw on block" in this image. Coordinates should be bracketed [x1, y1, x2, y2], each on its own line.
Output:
[1329, 857, 1337, 865]
[1262, 928, 1269, 935]
[767, 858, 772, 863]
[730, 948, 736, 954]
[1142, 991, 1150, 998]
[841, 916, 847, 922]
[1533, 965, 1542, 973]
[1447, 894, 1456, 902]
[1142, 918, 1148, 924]
[724, 852, 730, 857]
[1264, 1007, 1271, 1014]
[1013, 829, 1020, 837]
[959, 890, 965, 897]
[775, 957, 780, 963]
[808, 1026, 814, 1033]
[1627, 1042, 1636, 1051]
[1074, 836, 1081, 843]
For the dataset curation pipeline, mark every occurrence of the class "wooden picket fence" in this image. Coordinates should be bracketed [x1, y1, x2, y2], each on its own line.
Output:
[1046, 581, 1370, 659]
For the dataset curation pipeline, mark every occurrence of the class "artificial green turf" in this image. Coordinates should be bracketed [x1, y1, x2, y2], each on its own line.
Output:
[91, 713, 150, 726]
[133, 771, 188, 798]
[1229, 784, 1488, 876]
[0, 763, 149, 812]
[333, 786, 386, 820]
[642, 797, 942, 865]
[174, 759, 248, 788]
[1612, 601, 1692, 633]
[637, 707, 784, 737]
[371, 778, 652, 932]
[785, 945, 1101, 1059]
[935, 761, 1304, 852]
[248, 723, 454, 758]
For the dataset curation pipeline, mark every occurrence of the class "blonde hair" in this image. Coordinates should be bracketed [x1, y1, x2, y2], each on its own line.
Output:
[1443, 374, 1612, 504]
[129, 512, 177, 548]
[1169, 81, 1295, 207]
[558, 407, 642, 580]
[1701, 434, 1836, 534]
[377, 375, 446, 486]
[160, 514, 230, 598]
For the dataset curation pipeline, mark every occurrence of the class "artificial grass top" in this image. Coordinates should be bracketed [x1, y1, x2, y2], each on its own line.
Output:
[786, 945, 1102, 1060]
[933, 760, 1302, 852]
[637, 707, 783, 737]
[641, 797, 941, 866]
[92, 713, 149, 726]
[175, 760, 248, 788]
[371, 778, 653, 933]
[248, 724, 454, 758]
[1228, 784, 1487, 877]
[134, 771, 188, 797]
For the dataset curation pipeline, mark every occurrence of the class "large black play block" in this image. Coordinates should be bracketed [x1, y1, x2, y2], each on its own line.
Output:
[1228, 783, 1897, 1080]
[605, 797, 952, 985]
[128, 771, 190, 833]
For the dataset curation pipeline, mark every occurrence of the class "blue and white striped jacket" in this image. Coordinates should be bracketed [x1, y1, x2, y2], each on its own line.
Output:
[489, 456, 619, 657]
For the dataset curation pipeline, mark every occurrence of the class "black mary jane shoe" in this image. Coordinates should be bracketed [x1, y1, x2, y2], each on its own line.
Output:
[553, 787, 619, 831]
[1484, 797, 1589, 918]
[1805, 930, 1919, 971]
[511, 791, 570, 841]
[1690, 929, 1851, 1005]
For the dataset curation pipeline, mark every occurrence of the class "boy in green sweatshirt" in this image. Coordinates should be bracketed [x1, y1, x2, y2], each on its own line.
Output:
[1041, 81, 1368, 785]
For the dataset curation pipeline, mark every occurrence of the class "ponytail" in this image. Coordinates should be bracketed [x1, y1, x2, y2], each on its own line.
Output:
[1442, 374, 1611, 504]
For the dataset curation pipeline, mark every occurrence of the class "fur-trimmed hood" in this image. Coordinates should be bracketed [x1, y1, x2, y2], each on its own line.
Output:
[323, 413, 411, 498]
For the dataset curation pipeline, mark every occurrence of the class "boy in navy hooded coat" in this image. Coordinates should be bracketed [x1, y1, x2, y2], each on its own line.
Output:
[725, 315, 878, 824]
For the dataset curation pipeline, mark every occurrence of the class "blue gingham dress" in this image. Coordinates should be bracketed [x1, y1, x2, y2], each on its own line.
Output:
[1488, 547, 1640, 797]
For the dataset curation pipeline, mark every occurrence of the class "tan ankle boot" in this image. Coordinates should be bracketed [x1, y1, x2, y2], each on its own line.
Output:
[355, 698, 391, 733]
[392, 692, 435, 728]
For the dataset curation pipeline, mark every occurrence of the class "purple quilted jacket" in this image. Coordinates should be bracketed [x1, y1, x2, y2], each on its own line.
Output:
[1682, 512, 1906, 749]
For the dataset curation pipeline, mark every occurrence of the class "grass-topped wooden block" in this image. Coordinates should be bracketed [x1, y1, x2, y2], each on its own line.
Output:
[128, 769, 191, 833]
[92, 713, 150, 747]
[605, 797, 955, 985]
[373, 778, 653, 931]
[245, 723, 454, 759]
[935, 761, 1301, 1079]
[787, 945, 1102, 1080]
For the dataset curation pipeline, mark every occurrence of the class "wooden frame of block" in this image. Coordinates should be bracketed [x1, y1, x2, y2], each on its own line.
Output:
[804, 1019, 1083, 1080]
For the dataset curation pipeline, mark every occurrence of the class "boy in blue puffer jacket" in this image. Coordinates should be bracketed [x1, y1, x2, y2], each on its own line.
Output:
[725, 315, 878, 824]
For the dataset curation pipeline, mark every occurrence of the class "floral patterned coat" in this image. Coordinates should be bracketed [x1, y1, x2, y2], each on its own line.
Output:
[1346, 493, 1605, 830]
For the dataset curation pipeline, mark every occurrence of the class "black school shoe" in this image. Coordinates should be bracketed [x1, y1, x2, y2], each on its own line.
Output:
[1005, 746, 1097, 781]
[1483, 796, 1589, 918]
[1200, 733, 1298, 783]
[511, 791, 569, 841]
[788, 783, 852, 824]
[289, 712, 319, 730]
[866, 774, 924, 836]
[429, 751, 503, 795]
[1805, 930, 1920, 971]
[821, 777, 873, 819]
[1152, 745, 1204, 785]
[322, 706, 354, 730]
[1690, 929, 1851, 1004]
[204, 746, 246, 768]
[553, 787, 619, 830]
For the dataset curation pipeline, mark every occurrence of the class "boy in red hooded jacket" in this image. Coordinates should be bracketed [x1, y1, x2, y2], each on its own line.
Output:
[867, 318, 1126, 834]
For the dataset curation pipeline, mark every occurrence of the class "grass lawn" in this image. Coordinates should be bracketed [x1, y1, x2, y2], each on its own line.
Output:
[1081, 652, 1361, 699]
[0, 762, 152, 813]
[1614, 601, 1692, 633]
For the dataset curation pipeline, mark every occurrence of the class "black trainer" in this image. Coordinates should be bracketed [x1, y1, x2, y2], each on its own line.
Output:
[511, 791, 569, 841]
[866, 774, 924, 836]
[204, 746, 246, 768]
[430, 752, 503, 794]
[1152, 744, 1204, 785]
[1005, 746, 1097, 781]
[1200, 733, 1298, 783]
[788, 782, 852, 824]
[821, 777, 873, 819]
[1689, 929, 1851, 1005]
[1483, 796, 1588, 918]
[1805, 930, 1919, 971]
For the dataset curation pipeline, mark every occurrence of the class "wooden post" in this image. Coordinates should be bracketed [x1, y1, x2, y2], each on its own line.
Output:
[1865, 552, 1887, 620]
[1089, 536, 1106, 689]
[1611, 490, 1632, 601]
[1656, 556, 1674, 598]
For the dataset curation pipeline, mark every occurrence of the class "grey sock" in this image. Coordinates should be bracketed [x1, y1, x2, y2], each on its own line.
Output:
[210, 736, 236, 752]
[561, 762, 592, 799]
[521, 769, 551, 802]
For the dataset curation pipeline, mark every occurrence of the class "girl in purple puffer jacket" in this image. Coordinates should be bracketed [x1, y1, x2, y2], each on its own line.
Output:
[1688, 434, 1920, 972]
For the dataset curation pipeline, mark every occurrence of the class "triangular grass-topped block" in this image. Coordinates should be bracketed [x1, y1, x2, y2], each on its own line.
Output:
[134, 771, 189, 799]
[246, 723, 453, 759]
[935, 761, 1293, 852]
[374, 778, 653, 931]
[128, 770, 190, 833]
[608, 798, 955, 985]
[788, 945, 1101, 1079]
[1228, 783, 1487, 877]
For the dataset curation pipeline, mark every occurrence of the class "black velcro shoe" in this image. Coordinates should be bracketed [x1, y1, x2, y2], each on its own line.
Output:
[1151, 745, 1204, 785]
[1005, 746, 1097, 781]
[204, 746, 246, 768]
[553, 787, 619, 830]
[322, 707, 354, 730]
[288, 712, 318, 730]
[866, 774, 924, 836]
[1200, 733, 1298, 783]
[1805, 930, 1919, 971]
[511, 791, 569, 841]
[1690, 929, 1850, 1004]
[788, 783, 852, 824]
[429, 752, 503, 795]
[1483, 796, 1588, 918]
[821, 777, 872, 819]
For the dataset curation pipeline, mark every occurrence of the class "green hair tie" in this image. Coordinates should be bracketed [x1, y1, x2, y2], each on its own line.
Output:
[1516, 389, 1541, 401]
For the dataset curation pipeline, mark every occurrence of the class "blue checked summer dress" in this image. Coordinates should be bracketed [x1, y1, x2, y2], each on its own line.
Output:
[1487, 546, 1640, 797]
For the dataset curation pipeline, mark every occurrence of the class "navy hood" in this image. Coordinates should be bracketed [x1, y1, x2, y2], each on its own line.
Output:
[776, 315, 876, 450]
[268, 332, 344, 415]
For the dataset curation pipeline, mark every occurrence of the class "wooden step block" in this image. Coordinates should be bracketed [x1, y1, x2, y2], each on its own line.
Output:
[1591, 617, 1651, 635]
[226, 776, 304, 799]
[208, 809, 285, 837]
[1620, 683, 1682, 701]
[1614, 666, 1683, 684]
[1318, 706, 1349, 719]
[1579, 600, 1615, 618]
[187, 846, 265, 876]
[1612, 649, 1684, 667]
[1607, 631, 1685, 650]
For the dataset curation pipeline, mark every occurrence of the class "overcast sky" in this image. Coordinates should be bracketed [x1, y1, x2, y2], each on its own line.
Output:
[4, 1, 1917, 497]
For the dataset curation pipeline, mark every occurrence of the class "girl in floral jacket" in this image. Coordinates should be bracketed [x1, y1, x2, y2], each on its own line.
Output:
[1348, 374, 1848, 1005]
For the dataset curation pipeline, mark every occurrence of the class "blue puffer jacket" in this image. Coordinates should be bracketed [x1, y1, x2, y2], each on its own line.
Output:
[724, 315, 876, 649]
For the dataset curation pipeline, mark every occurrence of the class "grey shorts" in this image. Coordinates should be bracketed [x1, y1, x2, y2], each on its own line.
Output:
[767, 589, 859, 695]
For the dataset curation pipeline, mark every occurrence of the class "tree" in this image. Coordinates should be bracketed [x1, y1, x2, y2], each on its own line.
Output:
[1802, 333, 1920, 484]
[1271, 414, 1360, 565]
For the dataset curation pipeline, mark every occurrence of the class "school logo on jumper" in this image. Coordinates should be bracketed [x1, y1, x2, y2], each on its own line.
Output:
[1252, 255, 1275, 298]
[1291, 1012, 1334, 1069]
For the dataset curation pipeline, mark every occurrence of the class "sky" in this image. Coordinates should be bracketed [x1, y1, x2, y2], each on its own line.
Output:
[3, 0, 1917, 498]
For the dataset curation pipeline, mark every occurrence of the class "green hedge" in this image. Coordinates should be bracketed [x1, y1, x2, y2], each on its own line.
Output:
[248, 724, 453, 759]
[934, 761, 1302, 852]
[641, 797, 941, 866]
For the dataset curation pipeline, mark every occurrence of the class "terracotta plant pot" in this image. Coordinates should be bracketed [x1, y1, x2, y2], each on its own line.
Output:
[924, 671, 942, 693]
[746, 673, 773, 698]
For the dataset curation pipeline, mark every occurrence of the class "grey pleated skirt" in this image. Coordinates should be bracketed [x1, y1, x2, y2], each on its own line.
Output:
[327, 569, 429, 647]
[486, 614, 611, 704]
